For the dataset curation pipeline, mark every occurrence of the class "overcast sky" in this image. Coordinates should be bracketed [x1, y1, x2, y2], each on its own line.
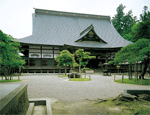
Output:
[0, 0, 149, 38]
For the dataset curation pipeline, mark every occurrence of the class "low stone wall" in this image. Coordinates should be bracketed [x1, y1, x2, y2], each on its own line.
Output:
[124, 89, 150, 96]
[0, 84, 29, 115]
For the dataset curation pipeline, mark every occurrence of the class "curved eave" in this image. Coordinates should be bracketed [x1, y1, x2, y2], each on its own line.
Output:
[63, 43, 122, 50]
[19, 42, 63, 47]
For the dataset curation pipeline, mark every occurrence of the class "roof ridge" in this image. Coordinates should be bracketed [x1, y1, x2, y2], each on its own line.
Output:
[34, 8, 111, 21]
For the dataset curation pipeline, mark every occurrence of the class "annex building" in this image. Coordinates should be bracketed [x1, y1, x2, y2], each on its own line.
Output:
[17, 8, 132, 73]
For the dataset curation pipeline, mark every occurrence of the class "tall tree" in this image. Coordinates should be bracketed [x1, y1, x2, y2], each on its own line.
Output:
[0, 30, 25, 80]
[55, 50, 75, 75]
[112, 4, 125, 36]
[112, 4, 136, 38]
[140, 6, 150, 22]
[124, 6, 150, 42]
[122, 10, 137, 36]
[109, 39, 150, 79]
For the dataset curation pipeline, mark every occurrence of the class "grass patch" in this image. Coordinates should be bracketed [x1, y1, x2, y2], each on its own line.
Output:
[0, 80, 22, 82]
[96, 98, 150, 115]
[59, 75, 68, 77]
[69, 78, 91, 81]
[115, 78, 150, 85]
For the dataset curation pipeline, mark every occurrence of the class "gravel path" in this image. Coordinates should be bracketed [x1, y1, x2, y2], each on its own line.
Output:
[1, 74, 149, 102]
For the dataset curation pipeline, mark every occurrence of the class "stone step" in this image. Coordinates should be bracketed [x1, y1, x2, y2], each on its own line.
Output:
[26, 103, 35, 115]
[33, 105, 46, 115]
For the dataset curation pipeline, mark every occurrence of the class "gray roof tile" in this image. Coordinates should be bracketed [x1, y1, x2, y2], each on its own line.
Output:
[17, 9, 132, 48]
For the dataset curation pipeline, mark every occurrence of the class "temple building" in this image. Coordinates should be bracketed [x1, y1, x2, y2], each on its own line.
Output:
[17, 8, 132, 73]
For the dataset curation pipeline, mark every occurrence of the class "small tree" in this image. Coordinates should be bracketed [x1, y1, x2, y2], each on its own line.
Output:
[0, 30, 25, 80]
[75, 49, 96, 72]
[109, 39, 150, 79]
[55, 50, 75, 75]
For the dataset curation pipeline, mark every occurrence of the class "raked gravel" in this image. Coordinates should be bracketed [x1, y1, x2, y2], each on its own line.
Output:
[1, 74, 149, 102]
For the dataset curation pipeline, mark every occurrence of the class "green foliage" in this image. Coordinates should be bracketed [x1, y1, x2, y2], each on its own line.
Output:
[0, 30, 25, 77]
[0, 80, 22, 82]
[140, 6, 150, 22]
[127, 21, 150, 42]
[112, 4, 136, 37]
[55, 50, 75, 75]
[115, 78, 150, 85]
[112, 5, 150, 42]
[55, 50, 75, 67]
[123, 6, 150, 42]
[109, 39, 150, 65]
[81, 67, 89, 72]
[112, 4, 125, 36]
[73, 62, 79, 68]
[75, 49, 96, 72]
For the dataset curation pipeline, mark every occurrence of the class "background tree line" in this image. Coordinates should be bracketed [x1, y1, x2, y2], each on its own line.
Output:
[112, 4, 150, 42]
[111, 4, 150, 80]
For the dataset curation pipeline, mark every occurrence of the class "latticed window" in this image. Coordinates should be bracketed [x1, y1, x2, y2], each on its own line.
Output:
[29, 59, 35, 66]
[47, 59, 53, 66]
[41, 59, 47, 66]
[35, 59, 41, 66]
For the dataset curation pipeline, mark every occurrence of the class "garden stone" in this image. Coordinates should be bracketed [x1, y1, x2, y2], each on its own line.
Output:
[68, 73, 80, 78]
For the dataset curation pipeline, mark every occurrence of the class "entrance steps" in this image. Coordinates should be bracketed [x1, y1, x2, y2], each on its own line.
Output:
[26, 98, 52, 115]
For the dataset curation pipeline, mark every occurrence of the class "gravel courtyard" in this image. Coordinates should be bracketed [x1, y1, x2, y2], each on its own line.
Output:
[2, 74, 149, 102]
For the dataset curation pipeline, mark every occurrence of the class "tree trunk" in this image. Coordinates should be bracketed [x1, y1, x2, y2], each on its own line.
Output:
[4, 74, 8, 80]
[4, 68, 8, 80]
[137, 64, 138, 79]
[65, 66, 66, 75]
[4, 70, 8, 80]
[135, 61, 138, 81]
[128, 65, 130, 79]
[79, 65, 81, 73]
[129, 65, 132, 79]
[139, 58, 149, 79]
[130, 65, 132, 79]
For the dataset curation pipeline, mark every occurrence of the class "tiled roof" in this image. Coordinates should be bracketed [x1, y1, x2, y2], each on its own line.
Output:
[17, 8, 132, 48]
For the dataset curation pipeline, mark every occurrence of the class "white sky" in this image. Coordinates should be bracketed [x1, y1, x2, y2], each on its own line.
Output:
[0, 0, 149, 38]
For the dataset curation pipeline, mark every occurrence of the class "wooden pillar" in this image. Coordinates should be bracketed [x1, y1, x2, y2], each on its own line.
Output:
[47, 68, 49, 73]
[110, 51, 111, 60]
[53, 47, 54, 73]
[41, 46, 42, 73]
[105, 50, 108, 70]
[28, 50, 29, 73]
[54, 67, 55, 73]
[34, 66, 36, 73]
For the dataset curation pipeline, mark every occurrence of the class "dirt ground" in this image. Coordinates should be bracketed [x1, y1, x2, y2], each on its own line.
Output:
[51, 99, 126, 115]
[51, 98, 150, 115]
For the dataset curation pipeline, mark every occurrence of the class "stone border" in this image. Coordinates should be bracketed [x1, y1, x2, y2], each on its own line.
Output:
[124, 89, 150, 95]
[0, 84, 29, 115]
[26, 103, 34, 115]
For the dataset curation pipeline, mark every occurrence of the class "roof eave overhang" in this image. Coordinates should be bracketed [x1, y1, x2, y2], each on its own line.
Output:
[62, 44, 122, 50]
